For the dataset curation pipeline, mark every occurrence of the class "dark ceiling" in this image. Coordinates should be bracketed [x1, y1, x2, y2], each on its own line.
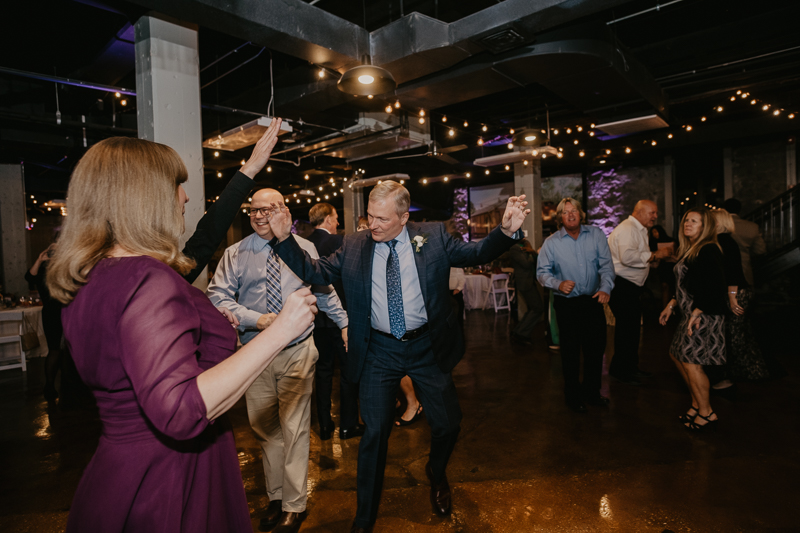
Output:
[1, 0, 799, 220]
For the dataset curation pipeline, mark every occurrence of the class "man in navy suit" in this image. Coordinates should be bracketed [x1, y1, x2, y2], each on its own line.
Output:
[306, 202, 364, 441]
[267, 182, 529, 533]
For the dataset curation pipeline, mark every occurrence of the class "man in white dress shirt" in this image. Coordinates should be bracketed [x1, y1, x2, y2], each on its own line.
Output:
[607, 200, 672, 385]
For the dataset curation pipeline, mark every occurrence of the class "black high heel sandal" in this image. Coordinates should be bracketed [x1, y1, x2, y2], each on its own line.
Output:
[685, 412, 718, 431]
[679, 406, 698, 423]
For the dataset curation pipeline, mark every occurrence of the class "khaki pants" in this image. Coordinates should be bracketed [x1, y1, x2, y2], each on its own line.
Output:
[245, 336, 318, 512]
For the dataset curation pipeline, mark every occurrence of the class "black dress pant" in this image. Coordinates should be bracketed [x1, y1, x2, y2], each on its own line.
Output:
[608, 276, 644, 379]
[354, 331, 462, 527]
[313, 326, 360, 431]
[553, 295, 607, 403]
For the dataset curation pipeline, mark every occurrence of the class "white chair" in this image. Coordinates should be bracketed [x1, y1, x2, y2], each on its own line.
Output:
[0, 311, 27, 372]
[482, 274, 512, 313]
[501, 268, 516, 305]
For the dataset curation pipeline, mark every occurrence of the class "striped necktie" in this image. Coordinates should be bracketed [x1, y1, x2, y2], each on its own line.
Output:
[264, 248, 282, 314]
[386, 239, 406, 340]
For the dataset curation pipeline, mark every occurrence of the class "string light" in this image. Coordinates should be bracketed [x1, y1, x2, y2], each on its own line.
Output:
[701, 117, 707, 122]
[443, 177, 449, 182]
[579, 151, 585, 157]
[573, 139, 579, 145]
[625, 147, 631, 153]
[566, 128, 572, 134]
[605, 149, 612, 155]
[482, 125, 488, 132]
[556, 152, 563, 159]
[553, 129, 559, 135]
[589, 131, 595, 136]
[577, 126, 583, 132]
[790, 114, 796, 119]
[651, 140, 657, 146]
[509, 128, 515, 134]
[214, 151, 219, 157]
[267, 166, 272, 172]
[686, 125, 693, 131]
[668, 133, 673, 139]
[217, 171, 222, 178]
[773, 109, 781, 116]
[477, 138, 484, 146]
[115, 92, 121, 98]
[751, 99, 757, 105]
[504, 165, 510, 170]
[463, 120, 469, 128]
[762, 104, 769, 111]
[465, 172, 471, 178]
[241, 159, 246, 165]
[422, 178, 428, 184]
[318, 69, 325, 78]
[419, 109, 426, 117]
[485, 169, 490, 175]
[730, 96, 736, 101]
[523, 160, 528, 166]
[385, 105, 393, 113]
[304, 174, 309, 180]
[442, 116, 447, 123]
[120, 99, 127, 106]
[716, 106, 723, 112]
[508, 143, 514, 149]
[448, 129, 455, 137]
[419, 117, 426, 124]
[394, 100, 401, 108]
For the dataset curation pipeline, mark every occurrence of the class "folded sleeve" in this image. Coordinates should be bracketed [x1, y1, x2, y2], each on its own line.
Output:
[118, 266, 211, 441]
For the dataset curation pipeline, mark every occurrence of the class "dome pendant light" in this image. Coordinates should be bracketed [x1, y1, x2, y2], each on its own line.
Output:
[337, 55, 396, 96]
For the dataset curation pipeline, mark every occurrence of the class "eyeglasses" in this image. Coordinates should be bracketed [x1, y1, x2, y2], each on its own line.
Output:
[248, 207, 270, 217]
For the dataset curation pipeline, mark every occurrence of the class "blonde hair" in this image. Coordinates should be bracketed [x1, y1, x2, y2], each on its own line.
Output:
[711, 208, 735, 234]
[676, 207, 720, 262]
[369, 180, 410, 216]
[47, 137, 195, 304]
[555, 197, 586, 228]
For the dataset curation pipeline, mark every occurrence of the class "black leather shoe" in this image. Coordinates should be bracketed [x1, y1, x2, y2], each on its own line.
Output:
[425, 462, 452, 517]
[319, 424, 334, 441]
[272, 511, 307, 533]
[584, 395, 610, 407]
[635, 369, 653, 378]
[609, 372, 642, 386]
[339, 424, 366, 440]
[566, 400, 588, 413]
[349, 523, 374, 533]
[258, 500, 283, 531]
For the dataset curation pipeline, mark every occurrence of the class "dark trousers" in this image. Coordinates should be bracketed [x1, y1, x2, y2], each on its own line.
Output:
[354, 331, 462, 527]
[313, 327, 360, 430]
[513, 286, 544, 338]
[553, 295, 607, 403]
[608, 277, 644, 379]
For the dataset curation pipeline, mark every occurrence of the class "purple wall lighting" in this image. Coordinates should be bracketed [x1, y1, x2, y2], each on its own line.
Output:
[587, 167, 631, 237]
[453, 187, 469, 240]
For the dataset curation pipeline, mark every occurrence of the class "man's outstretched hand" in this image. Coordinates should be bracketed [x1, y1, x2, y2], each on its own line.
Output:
[265, 202, 293, 242]
[501, 194, 531, 237]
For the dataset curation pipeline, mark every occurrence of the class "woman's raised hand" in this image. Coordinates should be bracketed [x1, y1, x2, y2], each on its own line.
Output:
[240, 118, 282, 178]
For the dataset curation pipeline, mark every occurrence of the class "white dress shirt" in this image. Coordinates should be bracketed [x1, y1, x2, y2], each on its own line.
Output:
[607, 215, 652, 287]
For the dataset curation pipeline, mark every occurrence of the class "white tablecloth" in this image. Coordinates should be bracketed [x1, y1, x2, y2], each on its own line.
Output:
[0, 307, 48, 363]
[463, 275, 492, 310]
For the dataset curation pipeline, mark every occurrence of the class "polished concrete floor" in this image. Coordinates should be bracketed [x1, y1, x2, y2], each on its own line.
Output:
[1, 307, 798, 533]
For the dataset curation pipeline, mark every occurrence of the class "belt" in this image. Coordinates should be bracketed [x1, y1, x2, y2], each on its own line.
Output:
[286, 332, 312, 349]
[372, 324, 429, 342]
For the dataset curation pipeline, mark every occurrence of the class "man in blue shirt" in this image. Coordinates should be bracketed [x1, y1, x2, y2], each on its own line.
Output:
[537, 197, 615, 413]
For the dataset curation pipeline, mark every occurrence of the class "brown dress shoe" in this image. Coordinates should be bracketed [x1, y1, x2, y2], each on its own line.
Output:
[272, 510, 308, 533]
[425, 462, 452, 517]
[349, 523, 374, 533]
[258, 500, 283, 531]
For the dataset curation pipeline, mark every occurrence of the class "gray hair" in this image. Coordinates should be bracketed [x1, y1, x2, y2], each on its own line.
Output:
[369, 180, 410, 216]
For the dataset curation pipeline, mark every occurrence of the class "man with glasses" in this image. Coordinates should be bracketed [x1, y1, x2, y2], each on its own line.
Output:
[207, 188, 348, 533]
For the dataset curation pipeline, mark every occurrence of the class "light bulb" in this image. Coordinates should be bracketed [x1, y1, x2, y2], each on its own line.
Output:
[541, 154, 547, 159]
[318, 69, 325, 78]
[508, 143, 514, 149]
[554, 129, 559, 135]
[566, 128, 572, 134]
[304, 174, 309, 180]
[573, 139, 579, 145]
[267, 166, 272, 172]
[579, 151, 585, 157]
[606, 149, 611, 155]
[422, 179, 428, 184]
[504, 165, 510, 170]
[577, 126, 583, 132]
[686, 125, 693, 131]
[399, 180, 404, 184]
[789, 114, 795, 119]
[358, 74, 374, 85]
[651, 140, 657, 146]
[419, 109, 426, 117]
[625, 147, 631, 153]
[730, 96, 736, 101]
[762, 104, 769, 111]
[241, 159, 246, 165]
[701, 117, 707, 122]
[477, 138, 484, 146]
[217, 172, 222, 177]
[523, 160, 528, 166]
[120, 100, 127, 106]
[590, 123, 596, 128]
[214, 151, 219, 157]
[668, 133, 673, 139]
[773, 109, 781, 116]
[482, 125, 488, 132]
[442, 116, 447, 123]
[466, 172, 472, 178]
[751, 99, 757, 105]
[394, 100, 400, 108]
[463, 121, 469, 128]
[716, 106, 723, 112]
[448, 129, 455, 137]
[367, 94, 373, 99]
[524, 134, 536, 141]
[485, 169, 490, 175]
[419, 117, 426, 124]
[509, 128, 515, 134]
[443, 177, 449, 182]
[556, 152, 563, 159]
[589, 131, 595, 136]
[385, 105, 393, 113]
[115, 92, 121, 98]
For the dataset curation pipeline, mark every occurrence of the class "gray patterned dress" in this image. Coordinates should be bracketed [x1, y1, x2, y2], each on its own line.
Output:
[669, 259, 726, 365]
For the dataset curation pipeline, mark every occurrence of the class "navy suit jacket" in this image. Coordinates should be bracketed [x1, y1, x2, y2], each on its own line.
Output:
[273, 222, 518, 382]
[307, 228, 347, 327]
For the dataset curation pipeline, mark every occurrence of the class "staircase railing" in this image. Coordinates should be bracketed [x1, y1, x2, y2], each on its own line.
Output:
[745, 184, 798, 255]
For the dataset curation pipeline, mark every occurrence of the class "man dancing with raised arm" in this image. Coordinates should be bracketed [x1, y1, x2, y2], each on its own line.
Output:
[266, 181, 529, 533]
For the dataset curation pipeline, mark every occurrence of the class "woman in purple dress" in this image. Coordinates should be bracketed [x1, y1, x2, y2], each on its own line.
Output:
[47, 121, 318, 532]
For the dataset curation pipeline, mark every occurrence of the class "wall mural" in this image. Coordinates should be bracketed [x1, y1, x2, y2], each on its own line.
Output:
[468, 182, 514, 240]
[587, 165, 665, 237]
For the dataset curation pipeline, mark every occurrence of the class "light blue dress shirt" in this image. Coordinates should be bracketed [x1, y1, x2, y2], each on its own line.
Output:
[536, 224, 616, 298]
[207, 232, 348, 345]
[371, 226, 428, 333]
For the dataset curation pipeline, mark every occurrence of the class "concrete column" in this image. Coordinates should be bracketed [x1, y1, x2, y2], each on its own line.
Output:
[787, 141, 797, 190]
[343, 176, 364, 234]
[664, 156, 675, 236]
[134, 15, 207, 289]
[723, 147, 734, 199]
[513, 159, 542, 248]
[0, 164, 30, 296]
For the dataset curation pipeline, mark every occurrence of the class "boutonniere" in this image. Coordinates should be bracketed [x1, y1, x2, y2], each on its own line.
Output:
[412, 234, 429, 253]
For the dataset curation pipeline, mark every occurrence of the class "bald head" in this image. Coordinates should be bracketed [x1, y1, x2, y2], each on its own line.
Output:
[250, 188, 285, 240]
[632, 200, 659, 229]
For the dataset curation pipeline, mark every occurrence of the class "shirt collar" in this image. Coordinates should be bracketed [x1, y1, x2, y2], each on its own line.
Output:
[383, 225, 410, 246]
[556, 224, 589, 238]
[251, 233, 273, 252]
[318, 227, 331, 234]
[628, 215, 647, 232]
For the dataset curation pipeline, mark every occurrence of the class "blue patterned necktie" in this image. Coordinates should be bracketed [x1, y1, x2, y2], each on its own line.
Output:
[264, 248, 282, 314]
[386, 239, 406, 340]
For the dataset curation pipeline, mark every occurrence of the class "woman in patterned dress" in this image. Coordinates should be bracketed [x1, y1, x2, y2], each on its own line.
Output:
[659, 208, 728, 431]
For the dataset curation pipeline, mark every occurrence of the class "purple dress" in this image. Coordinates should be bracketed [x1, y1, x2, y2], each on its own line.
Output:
[62, 256, 251, 532]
